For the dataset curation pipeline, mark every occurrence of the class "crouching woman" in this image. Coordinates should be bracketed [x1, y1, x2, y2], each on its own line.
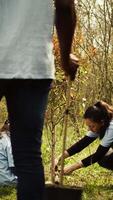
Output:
[56, 101, 113, 175]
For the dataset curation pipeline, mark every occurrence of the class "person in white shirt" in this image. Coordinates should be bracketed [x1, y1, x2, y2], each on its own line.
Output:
[0, 120, 17, 185]
[0, 1, 78, 199]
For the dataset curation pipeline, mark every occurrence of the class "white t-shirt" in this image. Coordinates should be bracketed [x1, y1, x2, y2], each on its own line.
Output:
[0, 0, 55, 79]
[86, 120, 113, 148]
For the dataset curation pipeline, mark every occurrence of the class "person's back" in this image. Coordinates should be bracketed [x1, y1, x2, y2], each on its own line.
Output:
[0, 0, 55, 79]
[0, 0, 78, 199]
[0, 132, 17, 185]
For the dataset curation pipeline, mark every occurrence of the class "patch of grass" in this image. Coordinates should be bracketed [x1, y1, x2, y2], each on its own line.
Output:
[0, 185, 16, 200]
[0, 126, 113, 199]
[83, 185, 113, 200]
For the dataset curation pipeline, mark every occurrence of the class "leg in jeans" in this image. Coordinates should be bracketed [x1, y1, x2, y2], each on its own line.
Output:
[5, 79, 52, 200]
[98, 148, 113, 170]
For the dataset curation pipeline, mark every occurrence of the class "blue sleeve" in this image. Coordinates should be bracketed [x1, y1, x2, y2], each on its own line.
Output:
[6, 138, 14, 168]
[101, 126, 113, 147]
[100, 120, 113, 147]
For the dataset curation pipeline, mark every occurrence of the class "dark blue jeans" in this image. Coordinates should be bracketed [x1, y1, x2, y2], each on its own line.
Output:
[0, 79, 52, 200]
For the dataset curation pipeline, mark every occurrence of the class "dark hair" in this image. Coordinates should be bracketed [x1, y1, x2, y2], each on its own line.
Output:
[83, 101, 113, 139]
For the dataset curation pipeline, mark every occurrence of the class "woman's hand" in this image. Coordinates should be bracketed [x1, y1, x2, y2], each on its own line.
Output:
[54, 151, 70, 170]
[63, 161, 83, 175]
[54, 157, 61, 171]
